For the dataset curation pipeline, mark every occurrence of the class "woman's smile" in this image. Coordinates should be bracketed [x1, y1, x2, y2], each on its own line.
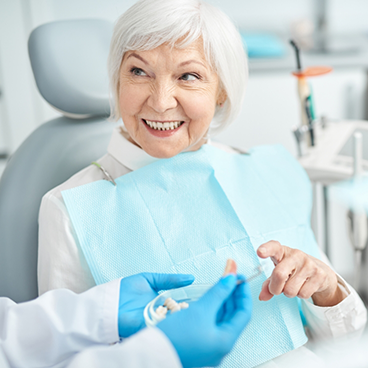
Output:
[143, 119, 185, 131]
[141, 118, 186, 137]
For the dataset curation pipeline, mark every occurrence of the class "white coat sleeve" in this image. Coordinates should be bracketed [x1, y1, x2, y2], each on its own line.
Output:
[301, 251, 367, 340]
[66, 328, 183, 368]
[0, 279, 120, 368]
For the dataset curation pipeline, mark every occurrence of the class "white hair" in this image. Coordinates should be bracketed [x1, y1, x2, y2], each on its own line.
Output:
[108, 0, 248, 136]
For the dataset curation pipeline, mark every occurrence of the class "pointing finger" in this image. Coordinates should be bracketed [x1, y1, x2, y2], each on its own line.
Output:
[257, 241, 286, 265]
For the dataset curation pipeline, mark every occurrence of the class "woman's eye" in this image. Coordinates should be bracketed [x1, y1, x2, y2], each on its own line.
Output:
[131, 68, 147, 77]
[180, 73, 199, 81]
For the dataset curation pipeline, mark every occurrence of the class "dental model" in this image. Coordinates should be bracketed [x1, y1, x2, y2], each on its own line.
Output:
[178, 302, 189, 310]
[155, 305, 168, 319]
[163, 297, 182, 313]
[155, 298, 189, 319]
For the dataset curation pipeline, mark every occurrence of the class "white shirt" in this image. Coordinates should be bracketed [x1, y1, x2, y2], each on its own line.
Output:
[38, 127, 367, 367]
[0, 279, 181, 368]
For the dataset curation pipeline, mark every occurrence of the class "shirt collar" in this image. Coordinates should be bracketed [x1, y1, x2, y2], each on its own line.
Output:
[107, 126, 159, 171]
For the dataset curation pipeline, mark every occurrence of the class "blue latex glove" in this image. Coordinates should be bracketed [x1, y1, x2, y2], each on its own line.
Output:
[118, 273, 195, 338]
[157, 274, 252, 368]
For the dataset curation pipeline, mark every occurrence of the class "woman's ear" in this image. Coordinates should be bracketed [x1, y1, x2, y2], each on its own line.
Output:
[217, 88, 227, 107]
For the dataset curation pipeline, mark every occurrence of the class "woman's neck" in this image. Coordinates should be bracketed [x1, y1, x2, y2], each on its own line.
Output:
[119, 127, 141, 148]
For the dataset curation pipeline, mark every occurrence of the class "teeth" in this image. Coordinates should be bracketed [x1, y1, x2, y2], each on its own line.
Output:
[144, 120, 183, 131]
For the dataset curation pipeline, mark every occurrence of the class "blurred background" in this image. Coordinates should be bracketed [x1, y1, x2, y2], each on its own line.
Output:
[1, 0, 368, 294]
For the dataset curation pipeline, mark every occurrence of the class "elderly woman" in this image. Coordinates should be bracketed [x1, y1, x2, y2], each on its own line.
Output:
[38, 0, 366, 367]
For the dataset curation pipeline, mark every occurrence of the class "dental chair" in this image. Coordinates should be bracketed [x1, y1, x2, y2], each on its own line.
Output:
[0, 19, 115, 302]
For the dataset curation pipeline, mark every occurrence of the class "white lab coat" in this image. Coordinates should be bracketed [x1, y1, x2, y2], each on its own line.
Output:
[0, 279, 182, 368]
[66, 328, 182, 368]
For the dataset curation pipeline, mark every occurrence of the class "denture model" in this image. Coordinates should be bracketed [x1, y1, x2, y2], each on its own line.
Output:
[164, 298, 189, 313]
[155, 305, 168, 319]
[155, 298, 189, 320]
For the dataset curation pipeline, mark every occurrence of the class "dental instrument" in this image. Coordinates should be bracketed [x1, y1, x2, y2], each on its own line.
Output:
[245, 265, 263, 283]
[289, 40, 332, 156]
[223, 259, 262, 284]
[154, 261, 261, 321]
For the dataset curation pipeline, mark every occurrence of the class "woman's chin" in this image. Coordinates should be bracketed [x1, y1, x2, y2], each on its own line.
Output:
[140, 136, 206, 158]
[143, 144, 184, 159]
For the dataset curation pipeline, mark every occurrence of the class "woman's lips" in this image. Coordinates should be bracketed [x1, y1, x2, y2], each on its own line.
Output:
[141, 119, 185, 137]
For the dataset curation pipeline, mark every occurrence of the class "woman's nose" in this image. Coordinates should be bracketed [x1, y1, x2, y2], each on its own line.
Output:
[147, 81, 178, 113]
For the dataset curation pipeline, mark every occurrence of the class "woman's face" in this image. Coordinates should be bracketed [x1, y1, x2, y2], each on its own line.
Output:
[118, 39, 225, 158]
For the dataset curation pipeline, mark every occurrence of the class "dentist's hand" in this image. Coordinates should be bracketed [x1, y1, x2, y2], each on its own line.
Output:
[257, 241, 344, 307]
[118, 273, 195, 338]
[157, 275, 252, 368]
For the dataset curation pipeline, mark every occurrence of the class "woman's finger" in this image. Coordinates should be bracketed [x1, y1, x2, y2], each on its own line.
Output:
[283, 270, 314, 298]
[268, 253, 305, 296]
[259, 278, 273, 301]
[257, 241, 286, 264]
[297, 277, 322, 299]
[286, 258, 326, 299]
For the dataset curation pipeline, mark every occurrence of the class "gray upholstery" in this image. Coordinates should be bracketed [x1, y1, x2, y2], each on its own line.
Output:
[0, 118, 114, 302]
[28, 19, 112, 117]
[0, 19, 115, 302]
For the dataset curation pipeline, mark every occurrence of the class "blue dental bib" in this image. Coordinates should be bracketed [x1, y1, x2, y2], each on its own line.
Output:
[62, 144, 320, 367]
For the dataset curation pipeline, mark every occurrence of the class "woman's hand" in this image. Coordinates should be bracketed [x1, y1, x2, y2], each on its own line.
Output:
[257, 241, 345, 307]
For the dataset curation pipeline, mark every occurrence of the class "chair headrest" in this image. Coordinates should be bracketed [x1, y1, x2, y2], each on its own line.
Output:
[28, 19, 113, 118]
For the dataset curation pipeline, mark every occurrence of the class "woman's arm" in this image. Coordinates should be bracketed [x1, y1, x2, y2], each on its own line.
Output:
[301, 251, 367, 340]
[38, 191, 96, 294]
[301, 274, 366, 340]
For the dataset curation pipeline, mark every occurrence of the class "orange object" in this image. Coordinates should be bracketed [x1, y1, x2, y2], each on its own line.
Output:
[223, 259, 237, 276]
[292, 66, 333, 78]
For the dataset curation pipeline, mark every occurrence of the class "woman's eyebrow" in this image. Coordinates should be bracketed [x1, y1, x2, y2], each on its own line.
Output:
[126, 53, 206, 69]
[126, 53, 148, 65]
[178, 60, 206, 68]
